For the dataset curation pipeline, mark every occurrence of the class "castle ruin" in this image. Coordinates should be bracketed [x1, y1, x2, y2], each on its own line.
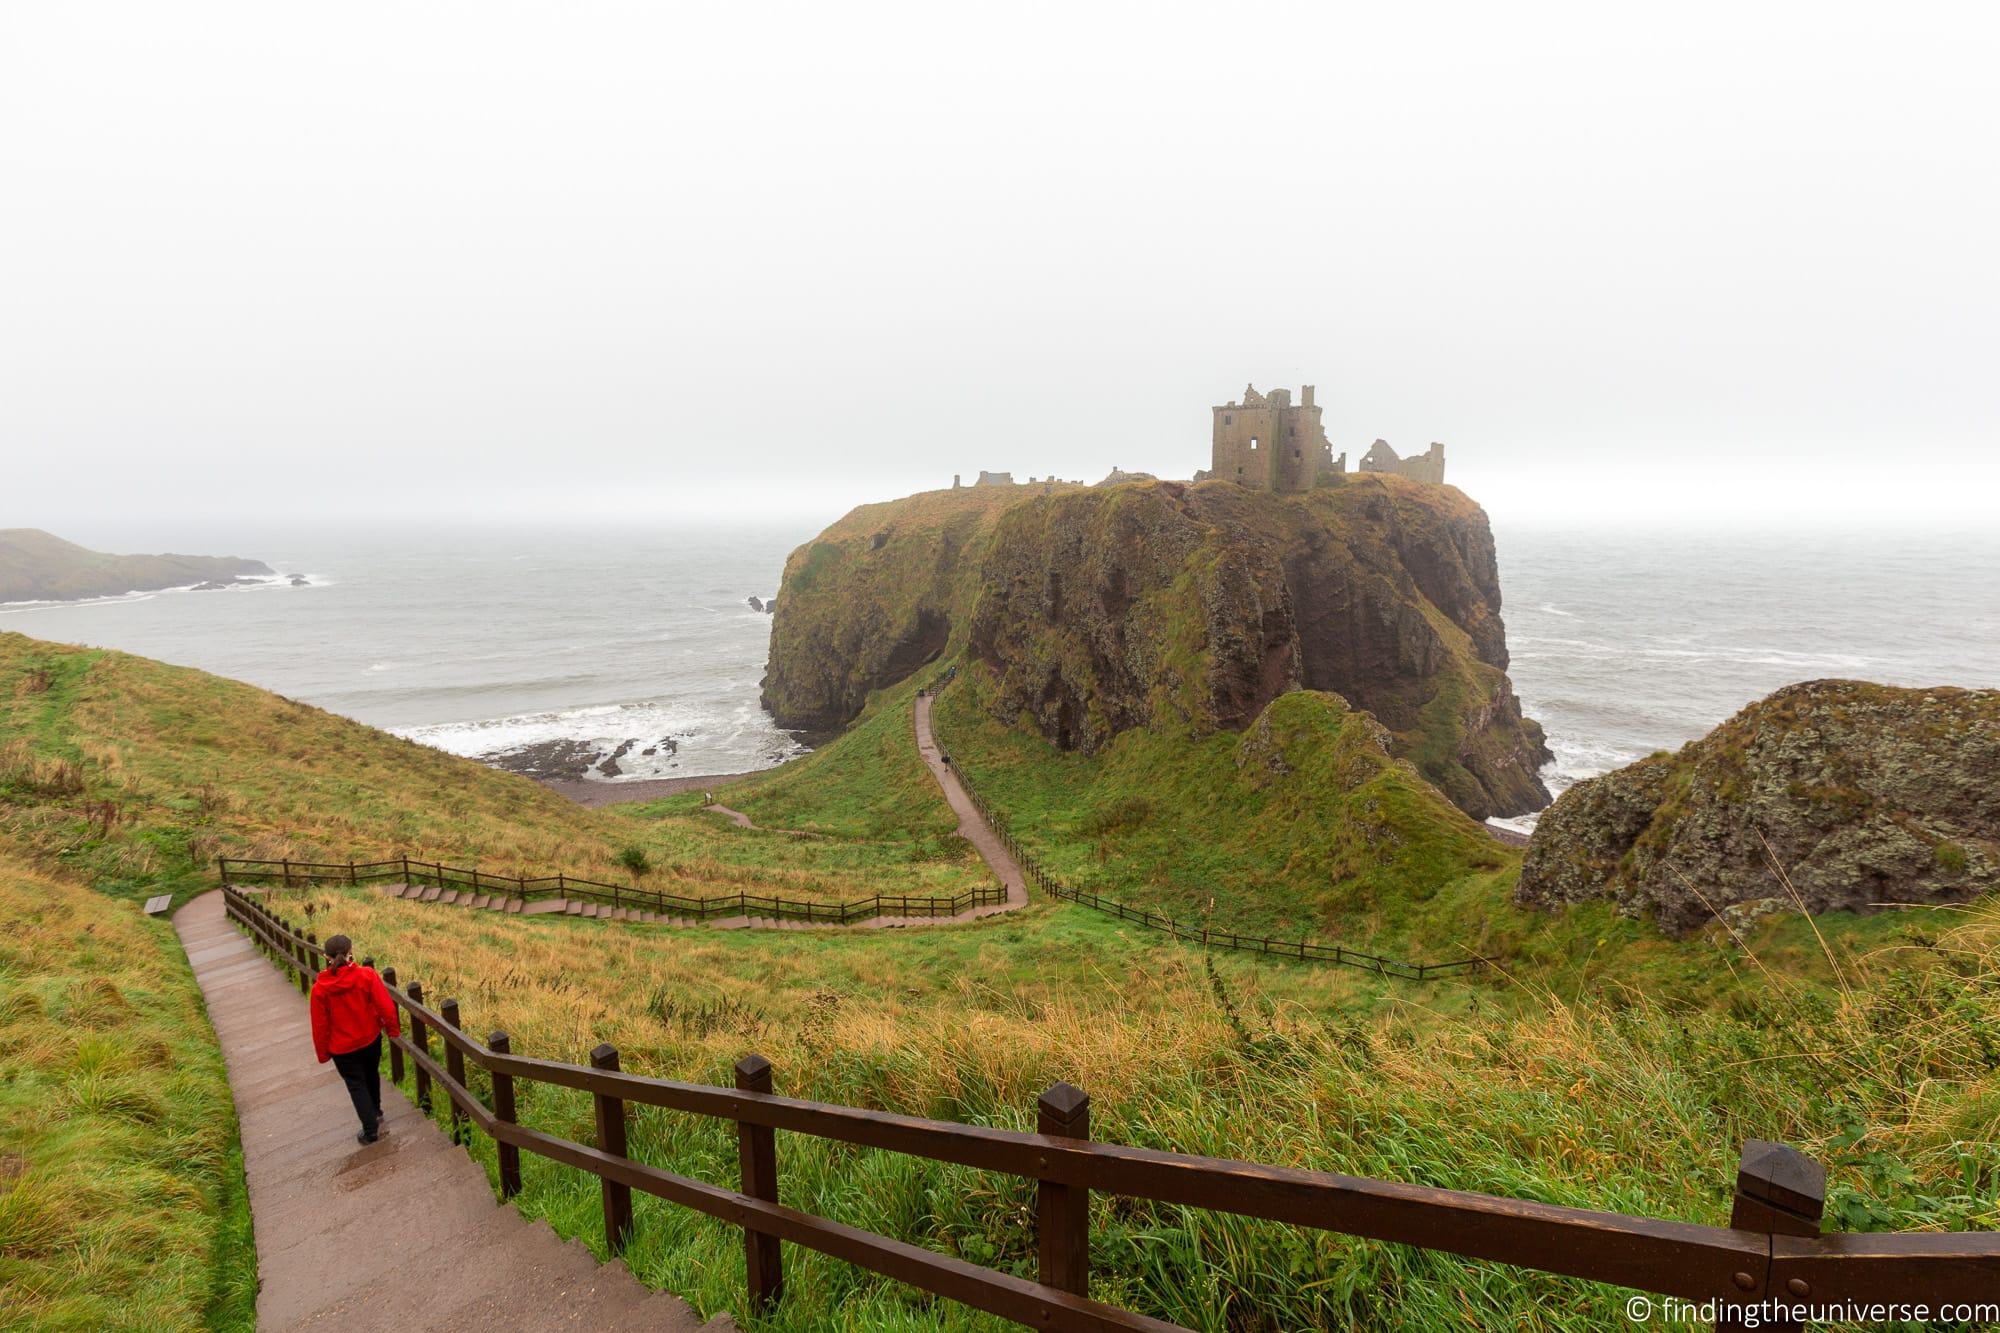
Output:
[1209, 384, 1446, 489]
[1358, 438, 1446, 485]
[1209, 384, 1345, 493]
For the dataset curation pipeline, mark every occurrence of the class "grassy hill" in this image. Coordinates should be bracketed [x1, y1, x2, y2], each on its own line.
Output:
[0, 528, 272, 603]
[0, 632, 989, 912]
[0, 849, 254, 1329]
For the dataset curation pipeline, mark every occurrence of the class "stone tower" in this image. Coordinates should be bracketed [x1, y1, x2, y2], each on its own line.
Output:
[1210, 384, 1344, 492]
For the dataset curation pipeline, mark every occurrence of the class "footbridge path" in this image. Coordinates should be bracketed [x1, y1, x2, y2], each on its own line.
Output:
[173, 889, 732, 1332]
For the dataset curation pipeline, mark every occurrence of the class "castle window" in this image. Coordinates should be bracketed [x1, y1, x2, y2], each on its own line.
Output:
[1224, 414, 1233, 425]
[1294, 449, 1301, 459]
[1249, 437, 1259, 450]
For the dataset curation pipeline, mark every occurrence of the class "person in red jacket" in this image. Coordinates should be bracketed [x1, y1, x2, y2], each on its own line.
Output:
[310, 935, 402, 1144]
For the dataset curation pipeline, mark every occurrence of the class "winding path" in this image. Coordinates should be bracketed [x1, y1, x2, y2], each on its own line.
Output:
[174, 890, 729, 1331]
[913, 690, 1029, 917]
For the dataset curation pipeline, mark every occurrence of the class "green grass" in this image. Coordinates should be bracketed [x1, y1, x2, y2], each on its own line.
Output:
[0, 632, 987, 912]
[722, 673, 960, 841]
[10, 627, 2000, 1330]
[0, 849, 255, 1330]
[278, 876, 2000, 1332]
[930, 665, 1515, 950]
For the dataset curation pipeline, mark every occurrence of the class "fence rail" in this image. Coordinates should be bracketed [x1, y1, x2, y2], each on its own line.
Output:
[223, 884, 2000, 1332]
[922, 671, 1490, 981]
[218, 854, 1007, 926]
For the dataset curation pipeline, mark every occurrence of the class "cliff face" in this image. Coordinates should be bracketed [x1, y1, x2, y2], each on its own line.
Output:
[0, 529, 272, 603]
[764, 475, 1551, 820]
[1516, 680, 2000, 935]
[760, 484, 1085, 733]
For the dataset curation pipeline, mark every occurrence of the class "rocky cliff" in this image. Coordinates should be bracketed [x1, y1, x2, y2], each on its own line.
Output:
[1516, 680, 2000, 934]
[764, 475, 1551, 821]
[0, 529, 272, 603]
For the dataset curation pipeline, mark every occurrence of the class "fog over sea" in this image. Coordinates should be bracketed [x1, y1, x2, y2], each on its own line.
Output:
[5, 521, 1996, 831]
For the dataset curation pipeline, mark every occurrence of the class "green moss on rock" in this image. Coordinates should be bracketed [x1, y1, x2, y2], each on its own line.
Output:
[1518, 680, 2000, 934]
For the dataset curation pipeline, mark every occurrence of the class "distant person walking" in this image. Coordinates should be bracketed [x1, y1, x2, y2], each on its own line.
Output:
[310, 934, 402, 1144]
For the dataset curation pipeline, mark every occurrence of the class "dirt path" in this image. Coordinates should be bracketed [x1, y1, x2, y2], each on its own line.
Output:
[539, 771, 763, 808]
[913, 691, 1029, 915]
[173, 890, 729, 1331]
[701, 802, 819, 836]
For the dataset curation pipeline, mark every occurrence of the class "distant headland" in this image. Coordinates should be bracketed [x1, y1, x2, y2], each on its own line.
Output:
[0, 528, 276, 603]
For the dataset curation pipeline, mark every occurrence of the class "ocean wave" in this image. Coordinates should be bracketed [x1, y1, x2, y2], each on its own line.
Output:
[396, 696, 806, 781]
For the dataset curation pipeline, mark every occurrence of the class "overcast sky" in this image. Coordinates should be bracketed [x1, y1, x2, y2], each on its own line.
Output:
[4, 2, 1995, 538]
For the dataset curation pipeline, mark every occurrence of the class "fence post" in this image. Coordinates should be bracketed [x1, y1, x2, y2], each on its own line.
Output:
[735, 1055, 783, 1313]
[295, 928, 311, 995]
[440, 999, 467, 1144]
[1716, 1140, 1825, 1333]
[401, 853, 410, 884]
[382, 969, 402, 1082]
[590, 1044, 634, 1253]
[1036, 1082, 1091, 1298]
[283, 858, 293, 889]
[408, 982, 431, 1112]
[490, 1032, 522, 1199]
[348, 859, 357, 886]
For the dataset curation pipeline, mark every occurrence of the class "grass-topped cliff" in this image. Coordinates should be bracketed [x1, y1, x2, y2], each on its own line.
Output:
[763, 475, 1550, 822]
[0, 528, 272, 603]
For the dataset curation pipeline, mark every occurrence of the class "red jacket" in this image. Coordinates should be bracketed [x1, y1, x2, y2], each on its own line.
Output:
[310, 960, 402, 1062]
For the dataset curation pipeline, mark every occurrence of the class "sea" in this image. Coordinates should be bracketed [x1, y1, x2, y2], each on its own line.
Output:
[5, 520, 1997, 832]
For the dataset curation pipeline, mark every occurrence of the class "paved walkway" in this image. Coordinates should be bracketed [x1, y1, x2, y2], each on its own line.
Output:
[174, 890, 729, 1332]
[913, 691, 1029, 916]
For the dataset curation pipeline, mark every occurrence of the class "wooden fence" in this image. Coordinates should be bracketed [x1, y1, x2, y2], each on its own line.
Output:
[921, 675, 1489, 981]
[217, 854, 1007, 926]
[225, 883, 2000, 1331]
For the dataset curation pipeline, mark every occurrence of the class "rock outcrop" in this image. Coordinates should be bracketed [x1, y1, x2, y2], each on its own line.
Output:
[0, 529, 272, 603]
[1516, 680, 2000, 934]
[763, 474, 1550, 820]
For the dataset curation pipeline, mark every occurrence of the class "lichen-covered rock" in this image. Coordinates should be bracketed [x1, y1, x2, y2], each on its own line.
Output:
[763, 474, 1551, 820]
[1516, 680, 2000, 934]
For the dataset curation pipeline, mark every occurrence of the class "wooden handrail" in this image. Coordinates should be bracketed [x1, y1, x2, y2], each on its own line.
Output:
[222, 884, 2000, 1329]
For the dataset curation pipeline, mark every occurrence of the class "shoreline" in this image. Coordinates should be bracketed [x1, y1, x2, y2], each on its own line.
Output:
[537, 769, 771, 808]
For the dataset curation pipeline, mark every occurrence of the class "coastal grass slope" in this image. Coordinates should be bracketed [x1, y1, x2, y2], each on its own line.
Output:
[0, 632, 986, 912]
[931, 668, 1518, 948]
[279, 868, 2000, 1331]
[0, 850, 255, 1330]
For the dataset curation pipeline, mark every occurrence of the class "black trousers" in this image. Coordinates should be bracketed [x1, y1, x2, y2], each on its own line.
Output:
[331, 1036, 383, 1136]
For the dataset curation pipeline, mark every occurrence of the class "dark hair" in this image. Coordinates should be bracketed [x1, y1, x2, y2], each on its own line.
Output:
[324, 934, 353, 961]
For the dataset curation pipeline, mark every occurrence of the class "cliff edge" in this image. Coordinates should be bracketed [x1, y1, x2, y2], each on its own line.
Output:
[764, 475, 1551, 821]
[1516, 680, 2000, 934]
